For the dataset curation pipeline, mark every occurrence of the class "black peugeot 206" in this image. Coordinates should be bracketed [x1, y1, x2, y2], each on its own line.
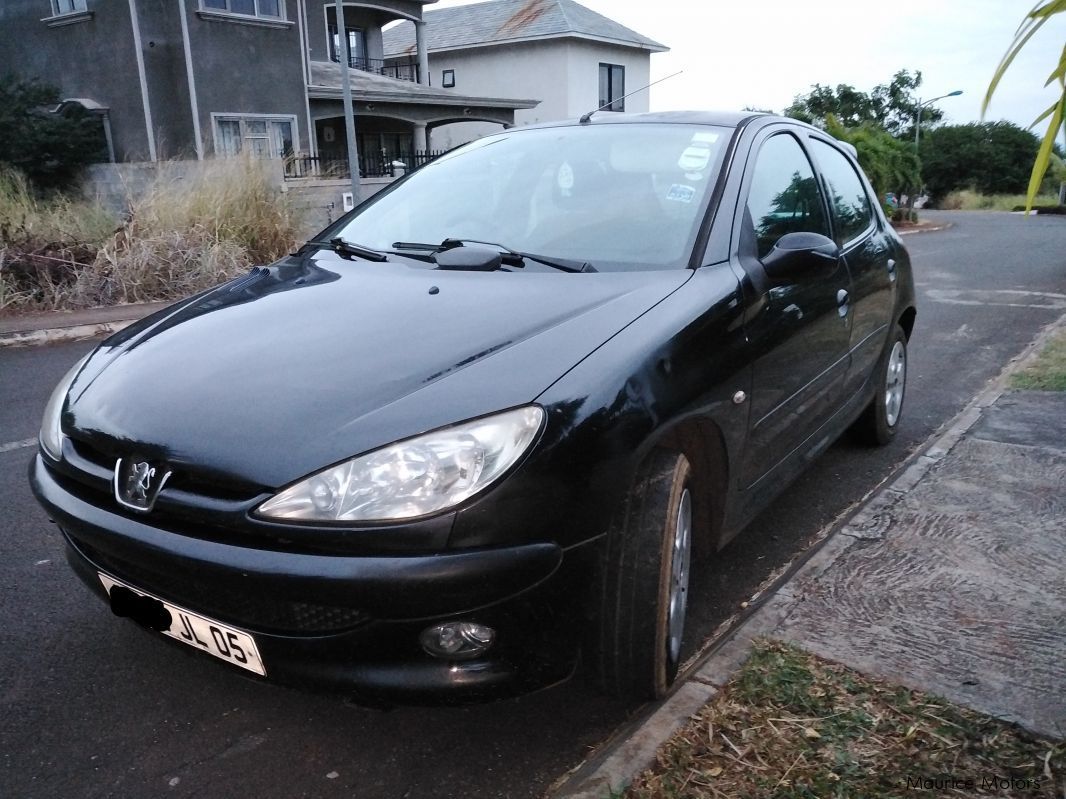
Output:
[31, 111, 915, 704]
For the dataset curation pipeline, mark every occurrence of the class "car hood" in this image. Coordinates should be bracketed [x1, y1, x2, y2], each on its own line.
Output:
[66, 254, 690, 488]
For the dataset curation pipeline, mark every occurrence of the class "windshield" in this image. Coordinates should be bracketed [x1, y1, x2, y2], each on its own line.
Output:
[330, 123, 732, 272]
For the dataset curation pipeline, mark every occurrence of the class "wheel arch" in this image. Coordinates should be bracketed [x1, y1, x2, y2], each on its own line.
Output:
[651, 416, 731, 557]
[898, 306, 917, 341]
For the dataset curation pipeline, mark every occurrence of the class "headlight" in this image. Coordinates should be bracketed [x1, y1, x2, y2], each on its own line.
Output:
[40, 354, 90, 461]
[256, 406, 544, 522]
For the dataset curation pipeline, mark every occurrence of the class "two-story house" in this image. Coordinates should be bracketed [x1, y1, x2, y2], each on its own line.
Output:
[0, 0, 538, 174]
[382, 0, 667, 149]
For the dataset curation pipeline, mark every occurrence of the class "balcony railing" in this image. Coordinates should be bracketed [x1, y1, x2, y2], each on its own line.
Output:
[335, 56, 420, 83]
[285, 150, 446, 180]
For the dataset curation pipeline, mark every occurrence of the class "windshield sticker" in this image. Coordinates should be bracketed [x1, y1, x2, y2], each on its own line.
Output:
[678, 132, 719, 179]
[557, 162, 575, 196]
[666, 184, 696, 203]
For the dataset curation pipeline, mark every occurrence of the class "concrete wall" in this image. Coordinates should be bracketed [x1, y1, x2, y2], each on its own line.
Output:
[81, 160, 395, 240]
[285, 176, 395, 236]
[0, 0, 151, 160]
[563, 39, 652, 118]
[139, 0, 197, 159]
[82, 159, 287, 216]
[423, 39, 654, 150]
[184, 0, 312, 156]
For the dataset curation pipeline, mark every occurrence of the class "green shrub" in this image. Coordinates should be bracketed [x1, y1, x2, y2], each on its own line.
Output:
[0, 75, 107, 191]
[824, 117, 921, 204]
[920, 122, 1047, 204]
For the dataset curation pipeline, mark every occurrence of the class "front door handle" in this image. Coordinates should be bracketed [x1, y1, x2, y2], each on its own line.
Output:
[836, 289, 850, 318]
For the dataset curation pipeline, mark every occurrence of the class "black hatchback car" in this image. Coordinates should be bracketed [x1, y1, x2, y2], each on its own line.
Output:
[32, 112, 914, 703]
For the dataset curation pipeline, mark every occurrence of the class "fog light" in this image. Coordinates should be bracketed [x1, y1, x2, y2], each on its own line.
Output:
[420, 622, 495, 660]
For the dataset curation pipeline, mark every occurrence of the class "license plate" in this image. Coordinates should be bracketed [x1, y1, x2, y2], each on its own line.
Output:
[99, 573, 266, 676]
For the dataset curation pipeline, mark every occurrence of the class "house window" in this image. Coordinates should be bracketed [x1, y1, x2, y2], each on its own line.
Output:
[51, 0, 87, 14]
[329, 23, 368, 68]
[599, 63, 625, 112]
[201, 0, 283, 20]
[442, 69, 455, 88]
[213, 115, 295, 159]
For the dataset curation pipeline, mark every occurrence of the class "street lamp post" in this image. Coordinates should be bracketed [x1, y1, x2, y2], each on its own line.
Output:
[335, 0, 360, 203]
[915, 90, 963, 149]
[911, 89, 963, 213]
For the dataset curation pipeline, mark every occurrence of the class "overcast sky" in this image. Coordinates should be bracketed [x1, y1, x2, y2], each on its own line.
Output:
[430, 0, 1065, 132]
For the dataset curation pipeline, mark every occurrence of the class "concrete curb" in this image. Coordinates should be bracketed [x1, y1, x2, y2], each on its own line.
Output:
[896, 222, 952, 236]
[0, 301, 170, 348]
[0, 319, 138, 349]
[550, 309, 1066, 799]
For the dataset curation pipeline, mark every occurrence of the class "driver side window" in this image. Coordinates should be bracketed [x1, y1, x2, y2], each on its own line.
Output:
[745, 134, 830, 260]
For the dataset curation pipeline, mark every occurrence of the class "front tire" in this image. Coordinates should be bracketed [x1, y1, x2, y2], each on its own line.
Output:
[593, 450, 693, 700]
[853, 324, 908, 446]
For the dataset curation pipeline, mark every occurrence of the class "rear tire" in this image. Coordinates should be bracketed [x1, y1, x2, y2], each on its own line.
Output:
[593, 450, 693, 700]
[853, 325, 907, 446]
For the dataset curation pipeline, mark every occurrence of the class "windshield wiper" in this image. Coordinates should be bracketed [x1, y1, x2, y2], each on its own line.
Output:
[392, 239, 596, 273]
[306, 237, 388, 263]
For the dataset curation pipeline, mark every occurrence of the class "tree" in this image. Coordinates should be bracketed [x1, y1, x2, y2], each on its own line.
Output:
[918, 122, 1044, 202]
[785, 83, 881, 129]
[984, 1, 1066, 211]
[785, 70, 944, 140]
[0, 75, 106, 191]
[872, 70, 945, 139]
[824, 116, 921, 203]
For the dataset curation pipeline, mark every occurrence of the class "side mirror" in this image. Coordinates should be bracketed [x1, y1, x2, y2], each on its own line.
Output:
[761, 232, 840, 281]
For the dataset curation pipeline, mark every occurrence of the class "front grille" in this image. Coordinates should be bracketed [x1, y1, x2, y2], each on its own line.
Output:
[77, 540, 373, 635]
[66, 437, 265, 502]
[68, 437, 113, 471]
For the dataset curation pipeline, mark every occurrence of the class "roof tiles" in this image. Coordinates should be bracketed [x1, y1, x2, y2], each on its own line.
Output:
[383, 0, 667, 56]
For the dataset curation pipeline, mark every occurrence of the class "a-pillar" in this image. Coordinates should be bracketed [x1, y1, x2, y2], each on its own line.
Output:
[415, 20, 431, 86]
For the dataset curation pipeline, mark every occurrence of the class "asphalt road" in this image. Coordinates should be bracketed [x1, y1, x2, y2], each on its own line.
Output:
[2, 211, 1064, 799]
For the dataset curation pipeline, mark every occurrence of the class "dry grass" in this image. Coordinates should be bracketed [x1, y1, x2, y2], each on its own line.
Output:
[1012, 331, 1066, 392]
[626, 641, 1064, 798]
[939, 189, 1061, 211]
[0, 158, 303, 311]
[0, 167, 114, 310]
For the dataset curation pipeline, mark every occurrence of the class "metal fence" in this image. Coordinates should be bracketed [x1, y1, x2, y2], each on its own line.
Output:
[284, 150, 447, 180]
[339, 56, 420, 83]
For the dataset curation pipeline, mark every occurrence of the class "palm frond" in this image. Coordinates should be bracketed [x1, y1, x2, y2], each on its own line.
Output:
[985, 2, 1066, 212]
[1030, 0, 1066, 19]
[1025, 93, 1065, 213]
[1045, 43, 1066, 86]
[983, 16, 1048, 117]
[1031, 100, 1059, 128]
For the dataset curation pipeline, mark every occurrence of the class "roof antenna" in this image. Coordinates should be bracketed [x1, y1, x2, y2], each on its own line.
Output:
[579, 70, 683, 124]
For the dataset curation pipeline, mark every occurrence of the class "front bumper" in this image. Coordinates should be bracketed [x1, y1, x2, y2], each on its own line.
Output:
[31, 455, 589, 703]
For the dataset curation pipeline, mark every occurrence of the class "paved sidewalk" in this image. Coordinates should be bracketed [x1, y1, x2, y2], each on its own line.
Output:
[555, 320, 1066, 799]
[0, 301, 170, 347]
[767, 389, 1066, 737]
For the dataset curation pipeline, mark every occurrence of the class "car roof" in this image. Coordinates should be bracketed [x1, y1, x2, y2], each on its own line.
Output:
[515, 110, 821, 133]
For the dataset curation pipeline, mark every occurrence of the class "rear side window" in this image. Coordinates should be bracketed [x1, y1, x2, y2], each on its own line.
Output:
[810, 140, 875, 246]
[746, 133, 829, 260]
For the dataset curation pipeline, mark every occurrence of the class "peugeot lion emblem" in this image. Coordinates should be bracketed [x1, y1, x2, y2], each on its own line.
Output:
[113, 458, 171, 512]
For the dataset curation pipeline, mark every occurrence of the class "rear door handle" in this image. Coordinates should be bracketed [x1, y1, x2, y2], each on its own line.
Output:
[887, 258, 897, 282]
[837, 289, 849, 318]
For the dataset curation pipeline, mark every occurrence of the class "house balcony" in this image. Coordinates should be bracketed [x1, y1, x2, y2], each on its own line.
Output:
[285, 149, 445, 180]
[334, 55, 420, 84]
